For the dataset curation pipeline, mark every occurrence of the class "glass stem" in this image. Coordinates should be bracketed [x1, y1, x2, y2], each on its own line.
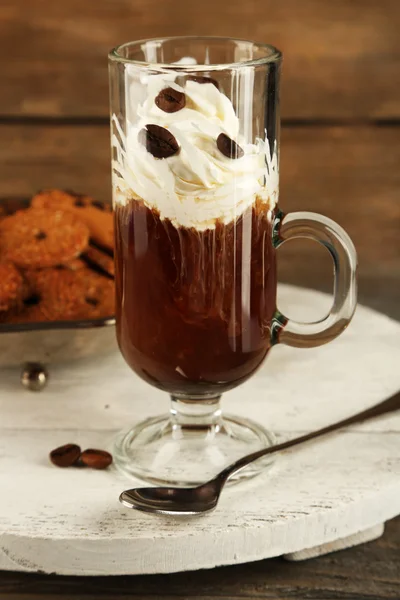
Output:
[170, 395, 223, 431]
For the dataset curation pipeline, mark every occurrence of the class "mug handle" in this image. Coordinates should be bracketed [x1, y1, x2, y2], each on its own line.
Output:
[272, 211, 358, 348]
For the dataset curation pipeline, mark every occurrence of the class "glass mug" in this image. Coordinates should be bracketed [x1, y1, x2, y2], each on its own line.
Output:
[109, 37, 357, 486]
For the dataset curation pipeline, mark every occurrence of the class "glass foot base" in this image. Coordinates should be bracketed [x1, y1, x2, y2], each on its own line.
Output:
[113, 412, 275, 487]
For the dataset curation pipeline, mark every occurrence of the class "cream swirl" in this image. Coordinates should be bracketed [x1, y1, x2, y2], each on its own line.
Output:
[112, 77, 278, 230]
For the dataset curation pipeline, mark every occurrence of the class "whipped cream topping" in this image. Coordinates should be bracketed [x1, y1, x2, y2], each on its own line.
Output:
[112, 74, 279, 230]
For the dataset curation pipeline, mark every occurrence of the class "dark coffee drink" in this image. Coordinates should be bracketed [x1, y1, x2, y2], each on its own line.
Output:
[115, 199, 277, 396]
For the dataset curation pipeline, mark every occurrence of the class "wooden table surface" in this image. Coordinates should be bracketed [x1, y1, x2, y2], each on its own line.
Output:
[1, 0, 399, 597]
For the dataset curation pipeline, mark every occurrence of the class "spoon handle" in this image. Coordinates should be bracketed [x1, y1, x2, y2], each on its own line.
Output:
[221, 391, 400, 483]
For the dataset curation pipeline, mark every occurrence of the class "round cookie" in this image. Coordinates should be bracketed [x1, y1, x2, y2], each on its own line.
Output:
[31, 189, 81, 210]
[81, 246, 115, 277]
[28, 268, 115, 321]
[2, 302, 49, 325]
[31, 189, 112, 212]
[0, 208, 89, 268]
[23, 258, 86, 273]
[75, 270, 115, 319]
[0, 262, 24, 311]
[32, 189, 114, 252]
[61, 258, 87, 271]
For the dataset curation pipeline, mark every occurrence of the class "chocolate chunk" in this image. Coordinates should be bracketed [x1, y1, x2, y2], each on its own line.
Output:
[24, 293, 41, 306]
[50, 443, 81, 468]
[139, 124, 180, 159]
[85, 296, 99, 307]
[91, 200, 106, 211]
[217, 133, 244, 159]
[187, 75, 220, 89]
[155, 87, 186, 113]
[80, 448, 113, 470]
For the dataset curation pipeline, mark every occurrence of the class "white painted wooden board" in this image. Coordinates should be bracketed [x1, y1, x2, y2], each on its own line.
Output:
[0, 285, 399, 576]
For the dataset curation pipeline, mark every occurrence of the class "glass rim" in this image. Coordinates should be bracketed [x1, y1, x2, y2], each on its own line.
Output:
[108, 36, 282, 70]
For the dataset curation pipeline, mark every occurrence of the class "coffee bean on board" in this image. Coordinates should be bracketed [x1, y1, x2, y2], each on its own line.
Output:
[80, 448, 113, 470]
[50, 443, 81, 468]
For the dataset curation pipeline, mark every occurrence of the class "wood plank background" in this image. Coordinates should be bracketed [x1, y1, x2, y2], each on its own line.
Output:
[1, 0, 399, 118]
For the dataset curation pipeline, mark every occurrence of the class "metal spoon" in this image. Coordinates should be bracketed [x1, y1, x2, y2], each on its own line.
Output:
[120, 392, 400, 516]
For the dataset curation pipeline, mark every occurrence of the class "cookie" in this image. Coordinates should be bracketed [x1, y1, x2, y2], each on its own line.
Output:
[81, 246, 115, 277]
[80, 271, 115, 319]
[31, 189, 114, 252]
[57, 258, 86, 271]
[32, 189, 111, 212]
[0, 262, 24, 311]
[27, 268, 115, 321]
[81, 207, 114, 254]
[0, 208, 89, 268]
[3, 301, 48, 325]
[31, 189, 83, 210]
[24, 258, 86, 273]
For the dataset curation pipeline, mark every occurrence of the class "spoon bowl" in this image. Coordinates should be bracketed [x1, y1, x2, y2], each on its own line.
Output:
[120, 481, 220, 515]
